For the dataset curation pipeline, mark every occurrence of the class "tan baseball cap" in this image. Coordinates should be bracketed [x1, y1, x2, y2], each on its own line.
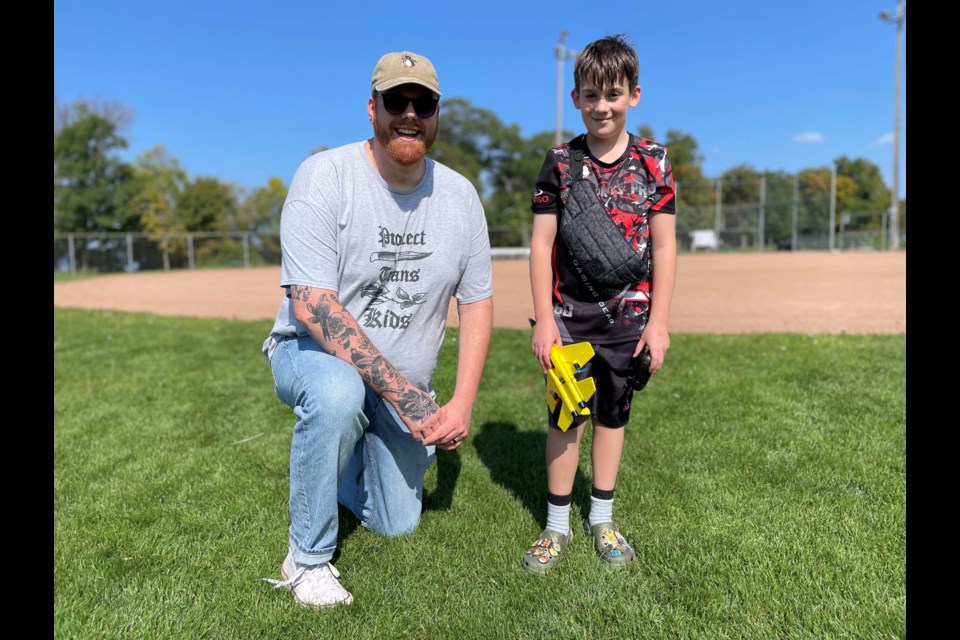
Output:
[371, 51, 442, 97]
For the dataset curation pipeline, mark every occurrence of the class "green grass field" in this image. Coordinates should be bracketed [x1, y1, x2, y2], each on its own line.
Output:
[54, 308, 906, 639]
[54, 271, 116, 283]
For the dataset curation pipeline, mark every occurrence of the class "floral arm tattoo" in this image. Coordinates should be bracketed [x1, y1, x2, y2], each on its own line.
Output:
[290, 285, 312, 301]
[292, 286, 438, 424]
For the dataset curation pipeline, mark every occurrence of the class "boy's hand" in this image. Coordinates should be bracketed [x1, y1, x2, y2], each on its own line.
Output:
[636, 320, 670, 375]
[532, 319, 562, 373]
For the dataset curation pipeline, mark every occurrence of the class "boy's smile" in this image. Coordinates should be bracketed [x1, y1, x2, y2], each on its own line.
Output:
[572, 79, 641, 146]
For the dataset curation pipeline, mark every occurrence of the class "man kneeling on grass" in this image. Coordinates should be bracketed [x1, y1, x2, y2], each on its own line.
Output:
[261, 50, 493, 608]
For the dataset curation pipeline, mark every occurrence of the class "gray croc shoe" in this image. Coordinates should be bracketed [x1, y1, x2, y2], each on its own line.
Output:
[584, 520, 635, 567]
[521, 528, 572, 575]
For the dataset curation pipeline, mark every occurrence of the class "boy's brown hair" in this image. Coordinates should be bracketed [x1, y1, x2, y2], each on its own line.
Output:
[573, 34, 639, 92]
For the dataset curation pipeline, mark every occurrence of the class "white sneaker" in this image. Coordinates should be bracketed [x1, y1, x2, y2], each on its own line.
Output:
[264, 553, 354, 608]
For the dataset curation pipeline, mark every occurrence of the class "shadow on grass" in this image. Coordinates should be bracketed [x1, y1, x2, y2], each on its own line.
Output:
[473, 421, 592, 526]
[334, 507, 361, 564]
[331, 448, 461, 561]
[423, 449, 462, 512]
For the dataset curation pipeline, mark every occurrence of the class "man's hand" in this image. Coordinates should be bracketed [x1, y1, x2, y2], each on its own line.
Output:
[391, 387, 442, 445]
[423, 397, 473, 451]
[424, 297, 491, 451]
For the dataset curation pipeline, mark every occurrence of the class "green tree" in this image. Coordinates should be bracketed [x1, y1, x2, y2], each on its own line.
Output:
[795, 166, 861, 234]
[719, 164, 762, 247]
[641, 126, 714, 237]
[431, 97, 503, 195]
[834, 156, 889, 230]
[128, 145, 189, 269]
[236, 177, 287, 233]
[54, 95, 132, 136]
[796, 167, 834, 240]
[175, 177, 237, 232]
[174, 177, 240, 266]
[486, 130, 558, 245]
[432, 97, 551, 245]
[758, 170, 797, 248]
[236, 177, 288, 265]
[54, 112, 140, 232]
[131, 145, 188, 237]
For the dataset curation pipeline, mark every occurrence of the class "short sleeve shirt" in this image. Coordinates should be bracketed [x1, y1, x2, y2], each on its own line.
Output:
[531, 134, 675, 344]
[265, 142, 493, 391]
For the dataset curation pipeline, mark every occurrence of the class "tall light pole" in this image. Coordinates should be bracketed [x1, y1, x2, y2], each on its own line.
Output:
[554, 31, 577, 145]
[880, 1, 905, 250]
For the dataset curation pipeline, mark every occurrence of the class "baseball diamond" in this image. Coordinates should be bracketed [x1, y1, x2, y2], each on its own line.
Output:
[53, 252, 905, 335]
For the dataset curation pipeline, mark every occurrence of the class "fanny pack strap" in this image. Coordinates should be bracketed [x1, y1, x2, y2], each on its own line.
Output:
[568, 135, 586, 185]
[558, 135, 650, 290]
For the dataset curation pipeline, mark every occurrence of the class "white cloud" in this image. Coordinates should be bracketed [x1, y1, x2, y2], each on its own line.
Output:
[875, 133, 894, 146]
[791, 132, 824, 143]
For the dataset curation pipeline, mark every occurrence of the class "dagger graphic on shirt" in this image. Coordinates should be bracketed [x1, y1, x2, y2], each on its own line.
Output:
[370, 251, 432, 262]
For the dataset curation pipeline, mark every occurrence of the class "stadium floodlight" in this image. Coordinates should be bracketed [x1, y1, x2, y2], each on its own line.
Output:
[554, 31, 577, 145]
[879, 1, 905, 250]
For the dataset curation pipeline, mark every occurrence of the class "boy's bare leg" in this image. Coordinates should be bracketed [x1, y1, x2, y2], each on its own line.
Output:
[546, 426, 584, 495]
[584, 422, 635, 565]
[590, 423, 625, 491]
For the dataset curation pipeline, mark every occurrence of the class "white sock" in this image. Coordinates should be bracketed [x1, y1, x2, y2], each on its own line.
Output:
[588, 496, 614, 528]
[546, 501, 571, 535]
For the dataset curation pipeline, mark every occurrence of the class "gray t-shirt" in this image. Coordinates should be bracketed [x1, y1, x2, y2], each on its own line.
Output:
[263, 141, 493, 392]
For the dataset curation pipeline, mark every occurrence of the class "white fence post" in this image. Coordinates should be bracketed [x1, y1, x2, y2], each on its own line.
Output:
[126, 233, 134, 271]
[829, 164, 837, 252]
[758, 176, 766, 252]
[67, 235, 77, 274]
[791, 174, 799, 251]
[714, 178, 722, 247]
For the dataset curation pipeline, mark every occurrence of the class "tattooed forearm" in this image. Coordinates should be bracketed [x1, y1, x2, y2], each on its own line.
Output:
[306, 294, 357, 347]
[349, 349, 402, 394]
[348, 347, 435, 422]
[293, 288, 437, 425]
[395, 388, 439, 422]
[290, 285, 312, 301]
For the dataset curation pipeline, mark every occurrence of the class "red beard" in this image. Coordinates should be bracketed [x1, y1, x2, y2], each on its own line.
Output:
[383, 137, 428, 166]
[373, 113, 436, 166]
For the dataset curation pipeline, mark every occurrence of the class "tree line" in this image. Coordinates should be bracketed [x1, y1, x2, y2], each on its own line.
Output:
[54, 97, 906, 249]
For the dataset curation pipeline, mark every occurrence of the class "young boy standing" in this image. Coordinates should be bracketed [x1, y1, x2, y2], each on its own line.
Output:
[522, 34, 677, 574]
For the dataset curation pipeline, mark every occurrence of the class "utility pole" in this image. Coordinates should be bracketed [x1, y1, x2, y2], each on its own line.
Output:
[880, 1, 905, 249]
[791, 173, 799, 251]
[554, 31, 577, 145]
[829, 163, 837, 252]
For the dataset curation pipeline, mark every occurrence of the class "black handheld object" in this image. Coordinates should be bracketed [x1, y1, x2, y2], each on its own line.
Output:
[630, 349, 652, 392]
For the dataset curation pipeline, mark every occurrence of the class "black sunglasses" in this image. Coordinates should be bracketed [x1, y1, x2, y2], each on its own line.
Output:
[378, 92, 439, 118]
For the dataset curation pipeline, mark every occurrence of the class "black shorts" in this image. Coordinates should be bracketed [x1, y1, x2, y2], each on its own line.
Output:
[547, 340, 637, 430]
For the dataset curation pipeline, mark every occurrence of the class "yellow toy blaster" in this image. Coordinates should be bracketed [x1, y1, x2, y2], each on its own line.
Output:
[545, 342, 597, 432]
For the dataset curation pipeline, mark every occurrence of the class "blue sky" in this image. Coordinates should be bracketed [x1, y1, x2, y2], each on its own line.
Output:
[54, 0, 907, 198]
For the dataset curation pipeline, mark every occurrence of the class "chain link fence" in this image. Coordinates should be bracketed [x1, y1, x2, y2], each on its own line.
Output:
[55, 175, 904, 274]
[54, 231, 281, 274]
[674, 174, 905, 253]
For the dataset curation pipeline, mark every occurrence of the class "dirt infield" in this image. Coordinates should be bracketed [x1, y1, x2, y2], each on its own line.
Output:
[53, 252, 905, 334]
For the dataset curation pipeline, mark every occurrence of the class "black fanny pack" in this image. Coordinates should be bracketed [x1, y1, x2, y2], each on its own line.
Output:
[558, 138, 649, 290]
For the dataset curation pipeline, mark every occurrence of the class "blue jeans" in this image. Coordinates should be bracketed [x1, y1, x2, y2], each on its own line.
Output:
[270, 336, 436, 567]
